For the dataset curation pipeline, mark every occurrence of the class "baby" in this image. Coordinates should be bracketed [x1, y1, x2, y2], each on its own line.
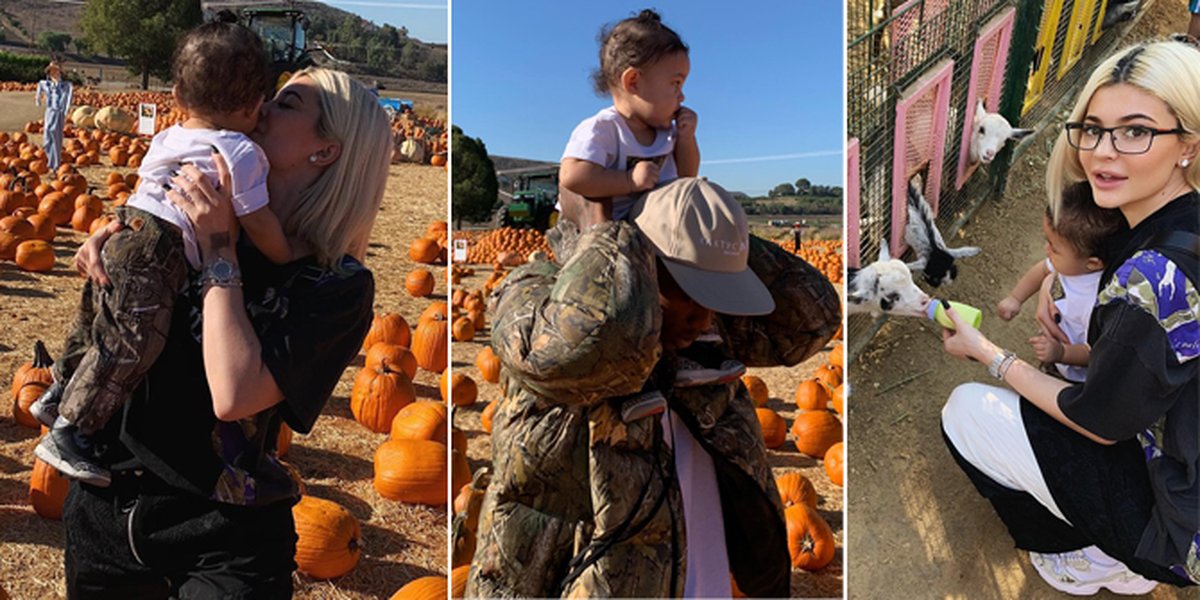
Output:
[32, 22, 295, 487]
[996, 182, 1125, 382]
[560, 9, 698, 221]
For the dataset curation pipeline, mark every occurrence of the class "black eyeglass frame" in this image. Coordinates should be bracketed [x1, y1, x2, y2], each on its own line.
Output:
[1063, 122, 1187, 155]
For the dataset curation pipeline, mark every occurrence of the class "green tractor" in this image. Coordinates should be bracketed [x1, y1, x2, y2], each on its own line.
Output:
[240, 7, 315, 90]
[493, 167, 560, 231]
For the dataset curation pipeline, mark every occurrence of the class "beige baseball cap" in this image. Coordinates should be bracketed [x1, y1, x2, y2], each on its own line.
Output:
[630, 177, 775, 316]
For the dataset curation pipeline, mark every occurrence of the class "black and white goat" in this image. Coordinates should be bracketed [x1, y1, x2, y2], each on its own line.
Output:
[847, 244, 931, 318]
[903, 177, 981, 287]
[970, 100, 1034, 165]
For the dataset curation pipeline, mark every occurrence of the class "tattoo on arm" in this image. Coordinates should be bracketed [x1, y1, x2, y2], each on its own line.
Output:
[210, 232, 231, 250]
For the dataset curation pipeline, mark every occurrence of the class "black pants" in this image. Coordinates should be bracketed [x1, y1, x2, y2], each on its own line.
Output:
[63, 470, 297, 600]
[941, 399, 1193, 587]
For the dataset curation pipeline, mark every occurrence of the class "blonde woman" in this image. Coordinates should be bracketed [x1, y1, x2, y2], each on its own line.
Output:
[61, 68, 392, 598]
[938, 38, 1199, 595]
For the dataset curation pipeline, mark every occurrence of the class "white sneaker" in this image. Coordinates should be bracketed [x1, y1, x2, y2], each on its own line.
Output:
[1029, 546, 1158, 596]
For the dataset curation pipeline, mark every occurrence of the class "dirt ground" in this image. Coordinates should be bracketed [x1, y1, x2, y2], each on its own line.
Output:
[0, 89, 449, 599]
[846, 2, 1198, 599]
[450, 258, 846, 598]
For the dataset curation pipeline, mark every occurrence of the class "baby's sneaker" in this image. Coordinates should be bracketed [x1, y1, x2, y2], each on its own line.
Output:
[675, 342, 745, 388]
[1029, 545, 1158, 596]
[29, 380, 64, 428]
[34, 424, 111, 488]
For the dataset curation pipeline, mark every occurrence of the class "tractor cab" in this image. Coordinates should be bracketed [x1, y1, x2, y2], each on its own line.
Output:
[241, 7, 314, 85]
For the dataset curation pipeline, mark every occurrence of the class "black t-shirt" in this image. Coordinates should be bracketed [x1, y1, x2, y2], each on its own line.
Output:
[1057, 192, 1198, 571]
[107, 242, 374, 500]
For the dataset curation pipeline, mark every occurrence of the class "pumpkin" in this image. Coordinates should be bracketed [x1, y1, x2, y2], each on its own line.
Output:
[425, 220, 447, 238]
[409, 237, 440, 264]
[794, 379, 830, 412]
[791, 411, 842, 458]
[292, 495, 362, 579]
[829, 343, 844, 369]
[405, 269, 435, 297]
[38, 191, 72, 225]
[419, 301, 449, 325]
[15, 239, 54, 272]
[475, 346, 500, 384]
[390, 575, 448, 600]
[831, 384, 845, 416]
[94, 106, 135, 133]
[365, 342, 418, 380]
[362, 312, 411, 352]
[0, 215, 34, 238]
[451, 316, 475, 342]
[26, 213, 55, 241]
[71, 105, 97, 128]
[430, 154, 447, 168]
[70, 205, 97, 233]
[351, 363, 416, 434]
[814, 364, 843, 391]
[451, 448, 471, 495]
[11, 341, 53, 429]
[824, 442, 844, 487]
[29, 456, 69, 520]
[450, 426, 467, 455]
[468, 307, 486, 331]
[451, 564, 470, 598]
[742, 374, 769, 408]
[276, 422, 293, 457]
[373, 439, 448, 504]
[411, 313, 448, 373]
[390, 401, 447, 442]
[0, 231, 22, 260]
[480, 400, 497, 434]
[785, 504, 835, 571]
[775, 471, 818, 509]
[754, 407, 787, 449]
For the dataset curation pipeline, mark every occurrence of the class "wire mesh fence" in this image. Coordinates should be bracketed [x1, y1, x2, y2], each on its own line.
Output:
[846, 0, 1127, 360]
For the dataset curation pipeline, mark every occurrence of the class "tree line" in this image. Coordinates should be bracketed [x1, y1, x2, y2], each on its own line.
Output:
[767, 177, 843, 199]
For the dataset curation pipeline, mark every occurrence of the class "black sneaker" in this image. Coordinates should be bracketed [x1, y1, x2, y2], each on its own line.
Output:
[34, 425, 111, 488]
[29, 380, 64, 428]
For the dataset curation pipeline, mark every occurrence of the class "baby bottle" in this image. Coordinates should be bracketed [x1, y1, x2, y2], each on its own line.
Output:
[926, 299, 983, 330]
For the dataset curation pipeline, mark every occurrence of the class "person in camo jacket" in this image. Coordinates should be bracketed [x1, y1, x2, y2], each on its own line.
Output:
[462, 178, 841, 598]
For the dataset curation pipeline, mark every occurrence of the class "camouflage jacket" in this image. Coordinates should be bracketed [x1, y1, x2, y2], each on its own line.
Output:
[466, 220, 840, 598]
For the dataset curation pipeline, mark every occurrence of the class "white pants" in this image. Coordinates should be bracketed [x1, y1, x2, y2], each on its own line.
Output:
[663, 409, 731, 598]
[941, 383, 1069, 523]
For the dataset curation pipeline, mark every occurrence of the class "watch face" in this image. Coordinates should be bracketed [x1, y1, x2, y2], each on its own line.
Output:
[211, 260, 233, 279]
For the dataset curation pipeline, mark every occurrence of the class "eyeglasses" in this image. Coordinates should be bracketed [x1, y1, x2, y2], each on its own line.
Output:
[1064, 122, 1186, 155]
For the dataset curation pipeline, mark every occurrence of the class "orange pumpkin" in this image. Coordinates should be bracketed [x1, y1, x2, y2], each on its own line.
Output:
[389, 401, 447, 442]
[441, 372, 478, 407]
[351, 363, 416, 434]
[475, 346, 501, 384]
[293, 495, 362, 579]
[0, 231, 21, 260]
[276, 422, 293, 457]
[775, 471, 818, 509]
[412, 313, 448, 374]
[451, 564, 470, 598]
[37, 191, 72, 225]
[409, 237, 440, 264]
[11, 341, 54, 429]
[786, 504, 835, 571]
[824, 442, 844, 487]
[742, 374, 769, 407]
[29, 457, 69, 519]
[365, 342, 418, 380]
[829, 343, 844, 369]
[15, 239, 55, 272]
[794, 379, 830, 412]
[26, 213, 55, 241]
[451, 316, 475, 342]
[791, 411, 842, 458]
[70, 205, 97, 233]
[480, 400, 497, 434]
[373, 439, 448, 504]
[754, 407, 787, 449]
[814, 364, 843, 391]
[362, 312, 411, 352]
[405, 269, 435, 297]
[390, 575, 448, 600]
[831, 384, 845, 416]
[0, 215, 34, 238]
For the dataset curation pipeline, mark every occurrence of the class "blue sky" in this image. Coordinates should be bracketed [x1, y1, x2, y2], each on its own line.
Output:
[451, 1, 844, 196]
[320, 1, 448, 44]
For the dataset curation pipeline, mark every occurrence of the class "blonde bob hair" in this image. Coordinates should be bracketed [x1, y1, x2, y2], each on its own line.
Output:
[1045, 38, 1200, 220]
[280, 67, 392, 270]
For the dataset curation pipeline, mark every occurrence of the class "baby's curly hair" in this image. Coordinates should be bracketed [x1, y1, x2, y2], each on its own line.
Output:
[591, 9, 688, 96]
[172, 22, 269, 114]
[1046, 181, 1126, 263]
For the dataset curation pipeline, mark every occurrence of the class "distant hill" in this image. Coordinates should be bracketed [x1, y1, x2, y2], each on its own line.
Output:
[491, 155, 558, 173]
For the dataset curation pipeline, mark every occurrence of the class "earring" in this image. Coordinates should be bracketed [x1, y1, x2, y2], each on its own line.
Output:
[1183, 159, 1192, 168]
[308, 155, 318, 164]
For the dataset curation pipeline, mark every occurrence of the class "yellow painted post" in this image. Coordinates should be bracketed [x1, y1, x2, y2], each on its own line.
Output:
[1058, 0, 1099, 79]
[1023, 0, 1066, 115]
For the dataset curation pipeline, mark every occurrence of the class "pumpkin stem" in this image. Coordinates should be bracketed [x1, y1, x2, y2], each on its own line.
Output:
[32, 340, 53, 369]
[801, 532, 816, 554]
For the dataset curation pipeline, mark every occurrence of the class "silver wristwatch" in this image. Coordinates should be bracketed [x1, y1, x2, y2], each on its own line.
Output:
[988, 349, 1017, 380]
[201, 256, 242, 287]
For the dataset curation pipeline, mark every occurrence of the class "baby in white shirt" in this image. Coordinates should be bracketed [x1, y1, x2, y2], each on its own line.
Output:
[560, 9, 699, 221]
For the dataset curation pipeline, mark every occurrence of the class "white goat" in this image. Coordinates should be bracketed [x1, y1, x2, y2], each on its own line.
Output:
[847, 244, 931, 318]
[970, 100, 1034, 165]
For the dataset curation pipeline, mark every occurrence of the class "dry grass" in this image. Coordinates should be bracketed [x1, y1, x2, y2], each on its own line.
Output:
[450, 258, 845, 598]
[0, 89, 449, 599]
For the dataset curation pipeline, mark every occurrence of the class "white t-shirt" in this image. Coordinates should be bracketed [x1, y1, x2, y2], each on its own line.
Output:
[662, 409, 731, 598]
[128, 126, 270, 269]
[562, 106, 678, 220]
[1046, 258, 1103, 382]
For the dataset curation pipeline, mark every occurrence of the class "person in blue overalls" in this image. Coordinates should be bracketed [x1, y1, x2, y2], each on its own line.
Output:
[35, 61, 72, 171]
